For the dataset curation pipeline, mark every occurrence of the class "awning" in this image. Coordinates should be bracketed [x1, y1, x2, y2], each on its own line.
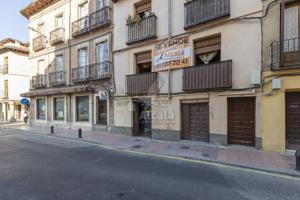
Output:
[21, 85, 94, 98]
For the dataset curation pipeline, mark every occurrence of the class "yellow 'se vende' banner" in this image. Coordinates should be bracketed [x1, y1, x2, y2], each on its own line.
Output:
[153, 36, 191, 72]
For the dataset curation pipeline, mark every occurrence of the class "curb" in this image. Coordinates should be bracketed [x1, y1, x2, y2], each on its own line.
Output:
[2, 127, 300, 180]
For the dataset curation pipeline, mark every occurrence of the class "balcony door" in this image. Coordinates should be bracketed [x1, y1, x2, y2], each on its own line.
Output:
[55, 55, 64, 82]
[37, 60, 45, 74]
[79, 2, 89, 29]
[55, 15, 64, 29]
[95, 42, 109, 78]
[283, 2, 300, 63]
[78, 48, 88, 79]
[96, 0, 106, 10]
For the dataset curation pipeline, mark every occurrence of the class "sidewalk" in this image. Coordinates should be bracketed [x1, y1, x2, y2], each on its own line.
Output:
[3, 124, 300, 177]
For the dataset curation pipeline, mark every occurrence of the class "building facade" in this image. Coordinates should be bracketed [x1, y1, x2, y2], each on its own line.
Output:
[262, 0, 300, 153]
[21, 0, 114, 130]
[0, 38, 29, 122]
[112, 0, 263, 148]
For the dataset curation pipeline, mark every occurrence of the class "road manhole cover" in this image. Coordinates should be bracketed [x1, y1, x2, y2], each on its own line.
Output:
[180, 146, 190, 150]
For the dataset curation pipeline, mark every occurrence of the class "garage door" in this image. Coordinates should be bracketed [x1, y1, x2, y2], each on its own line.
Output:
[228, 98, 255, 146]
[286, 93, 300, 150]
[181, 103, 209, 142]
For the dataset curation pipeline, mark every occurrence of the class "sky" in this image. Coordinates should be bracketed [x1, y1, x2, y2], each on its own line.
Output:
[0, 1, 30, 43]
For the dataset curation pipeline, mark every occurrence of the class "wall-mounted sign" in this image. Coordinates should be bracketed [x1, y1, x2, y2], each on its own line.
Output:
[153, 36, 191, 72]
[99, 91, 108, 100]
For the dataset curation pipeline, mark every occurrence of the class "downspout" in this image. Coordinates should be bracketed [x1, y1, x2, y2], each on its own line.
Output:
[280, 0, 285, 67]
[167, 0, 172, 100]
[68, 0, 72, 125]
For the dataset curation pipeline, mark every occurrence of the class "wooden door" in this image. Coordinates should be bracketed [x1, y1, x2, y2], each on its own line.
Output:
[181, 103, 209, 142]
[286, 92, 300, 150]
[132, 100, 140, 136]
[228, 98, 256, 146]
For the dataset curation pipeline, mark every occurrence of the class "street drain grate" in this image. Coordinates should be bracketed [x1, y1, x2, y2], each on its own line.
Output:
[132, 145, 142, 149]
[202, 153, 210, 157]
[180, 146, 190, 150]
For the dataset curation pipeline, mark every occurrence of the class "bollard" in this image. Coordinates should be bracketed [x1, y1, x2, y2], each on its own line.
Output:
[296, 150, 300, 171]
[50, 126, 54, 134]
[78, 128, 82, 138]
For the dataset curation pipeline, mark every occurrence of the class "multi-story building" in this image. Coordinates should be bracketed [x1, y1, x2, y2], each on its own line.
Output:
[262, 0, 300, 153]
[0, 38, 29, 122]
[112, 0, 263, 148]
[21, 0, 114, 130]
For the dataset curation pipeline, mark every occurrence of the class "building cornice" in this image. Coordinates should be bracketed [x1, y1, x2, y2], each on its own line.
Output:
[20, 0, 61, 19]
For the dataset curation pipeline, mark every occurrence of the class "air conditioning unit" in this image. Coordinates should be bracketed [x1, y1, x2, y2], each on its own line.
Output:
[251, 70, 261, 85]
[272, 78, 281, 90]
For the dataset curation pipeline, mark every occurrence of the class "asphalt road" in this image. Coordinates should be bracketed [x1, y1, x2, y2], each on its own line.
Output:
[0, 131, 299, 200]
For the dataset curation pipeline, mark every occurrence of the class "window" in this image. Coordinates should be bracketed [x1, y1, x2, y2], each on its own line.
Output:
[135, 51, 152, 74]
[55, 14, 64, 28]
[36, 98, 46, 120]
[78, 48, 88, 78]
[96, 42, 109, 76]
[4, 80, 8, 98]
[194, 35, 221, 65]
[76, 96, 89, 122]
[37, 22, 44, 35]
[135, 0, 151, 18]
[55, 55, 64, 72]
[79, 2, 88, 18]
[97, 97, 107, 125]
[37, 60, 46, 74]
[96, 0, 106, 10]
[284, 2, 300, 52]
[53, 97, 64, 121]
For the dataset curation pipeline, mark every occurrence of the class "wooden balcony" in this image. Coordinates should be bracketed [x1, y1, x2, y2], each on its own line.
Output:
[50, 27, 65, 45]
[72, 16, 89, 37]
[49, 71, 66, 86]
[183, 60, 232, 91]
[89, 7, 111, 31]
[184, 0, 230, 29]
[0, 65, 8, 74]
[127, 14, 157, 45]
[126, 72, 158, 95]
[271, 37, 300, 70]
[33, 35, 46, 51]
[31, 74, 47, 89]
[72, 62, 111, 83]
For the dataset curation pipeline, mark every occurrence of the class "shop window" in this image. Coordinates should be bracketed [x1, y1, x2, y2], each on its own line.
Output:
[135, 51, 152, 74]
[76, 96, 89, 122]
[53, 97, 64, 121]
[194, 35, 221, 65]
[36, 98, 46, 120]
[97, 98, 107, 125]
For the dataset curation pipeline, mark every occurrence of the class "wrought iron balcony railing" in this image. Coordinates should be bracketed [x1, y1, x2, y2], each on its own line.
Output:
[0, 64, 8, 74]
[72, 16, 90, 37]
[271, 37, 300, 70]
[89, 7, 111, 31]
[31, 74, 47, 89]
[184, 0, 230, 29]
[49, 71, 66, 86]
[183, 60, 232, 91]
[72, 62, 111, 83]
[126, 72, 158, 95]
[50, 27, 65, 45]
[127, 14, 157, 45]
[33, 35, 46, 51]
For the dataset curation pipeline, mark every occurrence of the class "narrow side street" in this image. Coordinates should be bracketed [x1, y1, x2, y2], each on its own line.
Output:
[0, 129, 299, 200]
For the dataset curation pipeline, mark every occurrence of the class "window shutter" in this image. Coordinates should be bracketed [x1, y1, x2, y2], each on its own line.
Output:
[135, 0, 151, 14]
[194, 35, 221, 55]
[136, 51, 152, 64]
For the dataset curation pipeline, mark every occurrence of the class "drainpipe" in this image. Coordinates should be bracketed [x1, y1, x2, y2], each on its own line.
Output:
[279, 0, 285, 67]
[167, 0, 172, 100]
[68, 0, 72, 125]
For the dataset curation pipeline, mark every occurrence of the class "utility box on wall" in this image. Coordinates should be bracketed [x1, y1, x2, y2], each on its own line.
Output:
[251, 70, 261, 85]
[272, 78, 281, 90]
